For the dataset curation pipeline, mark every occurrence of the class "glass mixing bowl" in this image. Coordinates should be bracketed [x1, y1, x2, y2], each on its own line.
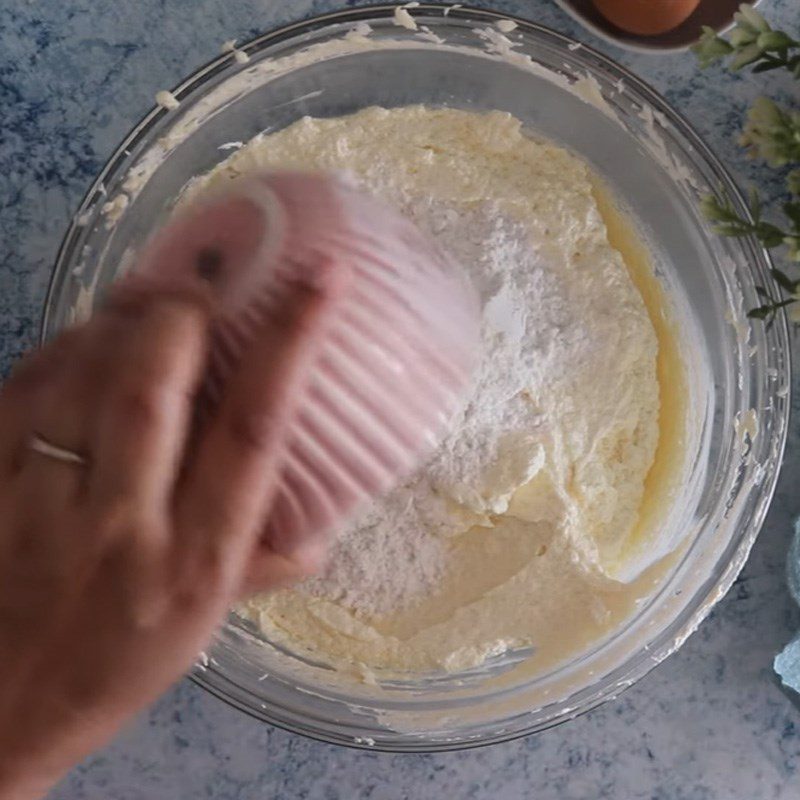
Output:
[43, 4, 791, 751]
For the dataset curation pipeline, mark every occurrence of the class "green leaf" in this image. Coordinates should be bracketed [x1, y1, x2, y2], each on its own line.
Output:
[752, 58, 789, 73]
[749, 187, 762, 220]
[771, 267, 798, 292]
[709, 5, 800, 327]
[692, 28, 735, 67]
[748, 96, 785, 126]
[757, 30, 796, 51]
[700, 193, 734, 222]
[757, 222, 787, 247]
[730, 26, 758, 48]
[785, 235, 800, 260]
[748, 305, 773, 319]
[732, 42, 766, 69]
[736, 4, 771, 34]
[783, 200, 800, 226]
[771, 297, 798, 316]
[774, 298, 799, 309]
[714, 223, 749, 237]
[741, 97, 800, 166]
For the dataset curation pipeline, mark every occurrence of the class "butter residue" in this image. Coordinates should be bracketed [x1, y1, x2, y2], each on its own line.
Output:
[100, 193, 129, 228]
[495, 19, 518, 33]
[393, 5, 418, 30]
[221, 38, 251, 64]
[155, 89, 180, 110]
[735, 408, 759, 445]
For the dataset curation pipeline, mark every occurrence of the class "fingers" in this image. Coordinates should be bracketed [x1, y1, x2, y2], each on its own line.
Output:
[13, 330, 98, 507]
[77, 181, 274, 527]
[176, 264, 349, 588]
[236, 544, 319, 599]
[3, 291, 210, 585]
[0, 331, 96, 584]
[86, 289, 210, 517]
[0, 331, 84, 476]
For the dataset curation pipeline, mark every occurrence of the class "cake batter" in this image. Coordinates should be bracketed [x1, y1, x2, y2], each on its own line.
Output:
[186, 106, 686, 674]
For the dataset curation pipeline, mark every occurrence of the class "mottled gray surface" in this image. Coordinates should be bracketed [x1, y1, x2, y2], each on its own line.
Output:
[1, 0, 798, 797]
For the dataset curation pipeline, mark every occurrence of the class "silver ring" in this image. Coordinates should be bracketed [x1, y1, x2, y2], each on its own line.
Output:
[28, 434, 87, 466]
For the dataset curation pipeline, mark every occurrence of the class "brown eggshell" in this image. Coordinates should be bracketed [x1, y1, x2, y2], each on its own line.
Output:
[592, 0, 703, 36]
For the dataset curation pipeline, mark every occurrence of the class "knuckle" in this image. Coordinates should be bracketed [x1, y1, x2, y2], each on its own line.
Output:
[91, 498, 146, 544]
[114, 385, 169, 430]
[195, 541, 225, 578]
[187, 530, 228, 579]
[103, 291, 150, 323]
[109, 287, 207, 330]
[147, 296, 206, 336]
[170, 586, 204, 617]
[172, 525, 234, 593]
[172, 558, 226, 613]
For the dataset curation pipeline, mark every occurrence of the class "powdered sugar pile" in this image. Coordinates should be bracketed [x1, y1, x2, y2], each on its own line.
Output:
[301, 197, 558, 615]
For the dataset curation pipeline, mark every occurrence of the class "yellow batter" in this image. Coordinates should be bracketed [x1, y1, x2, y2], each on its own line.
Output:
[188, 107, 686, 675]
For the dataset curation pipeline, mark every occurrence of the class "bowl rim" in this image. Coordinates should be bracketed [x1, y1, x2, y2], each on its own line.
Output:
[43, 2, 792, 753]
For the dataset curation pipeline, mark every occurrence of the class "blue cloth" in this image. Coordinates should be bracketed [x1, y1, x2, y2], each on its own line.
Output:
[775, 519, 800, 693]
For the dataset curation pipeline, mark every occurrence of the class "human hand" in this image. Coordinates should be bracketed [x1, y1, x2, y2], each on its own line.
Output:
[0, 247, 344, 798]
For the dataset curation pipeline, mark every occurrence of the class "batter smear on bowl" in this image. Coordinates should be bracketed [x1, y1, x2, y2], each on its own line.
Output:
[186, 106, 687, 675]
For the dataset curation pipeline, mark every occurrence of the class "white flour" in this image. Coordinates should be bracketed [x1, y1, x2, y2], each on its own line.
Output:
[301, 198, 559, 615]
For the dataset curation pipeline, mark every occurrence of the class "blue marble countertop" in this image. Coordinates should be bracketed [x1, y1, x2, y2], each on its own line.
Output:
[2, 0, 799, 797]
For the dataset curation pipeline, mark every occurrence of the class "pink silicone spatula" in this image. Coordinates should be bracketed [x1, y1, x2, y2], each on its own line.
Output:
[131, 171, 480, 557]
